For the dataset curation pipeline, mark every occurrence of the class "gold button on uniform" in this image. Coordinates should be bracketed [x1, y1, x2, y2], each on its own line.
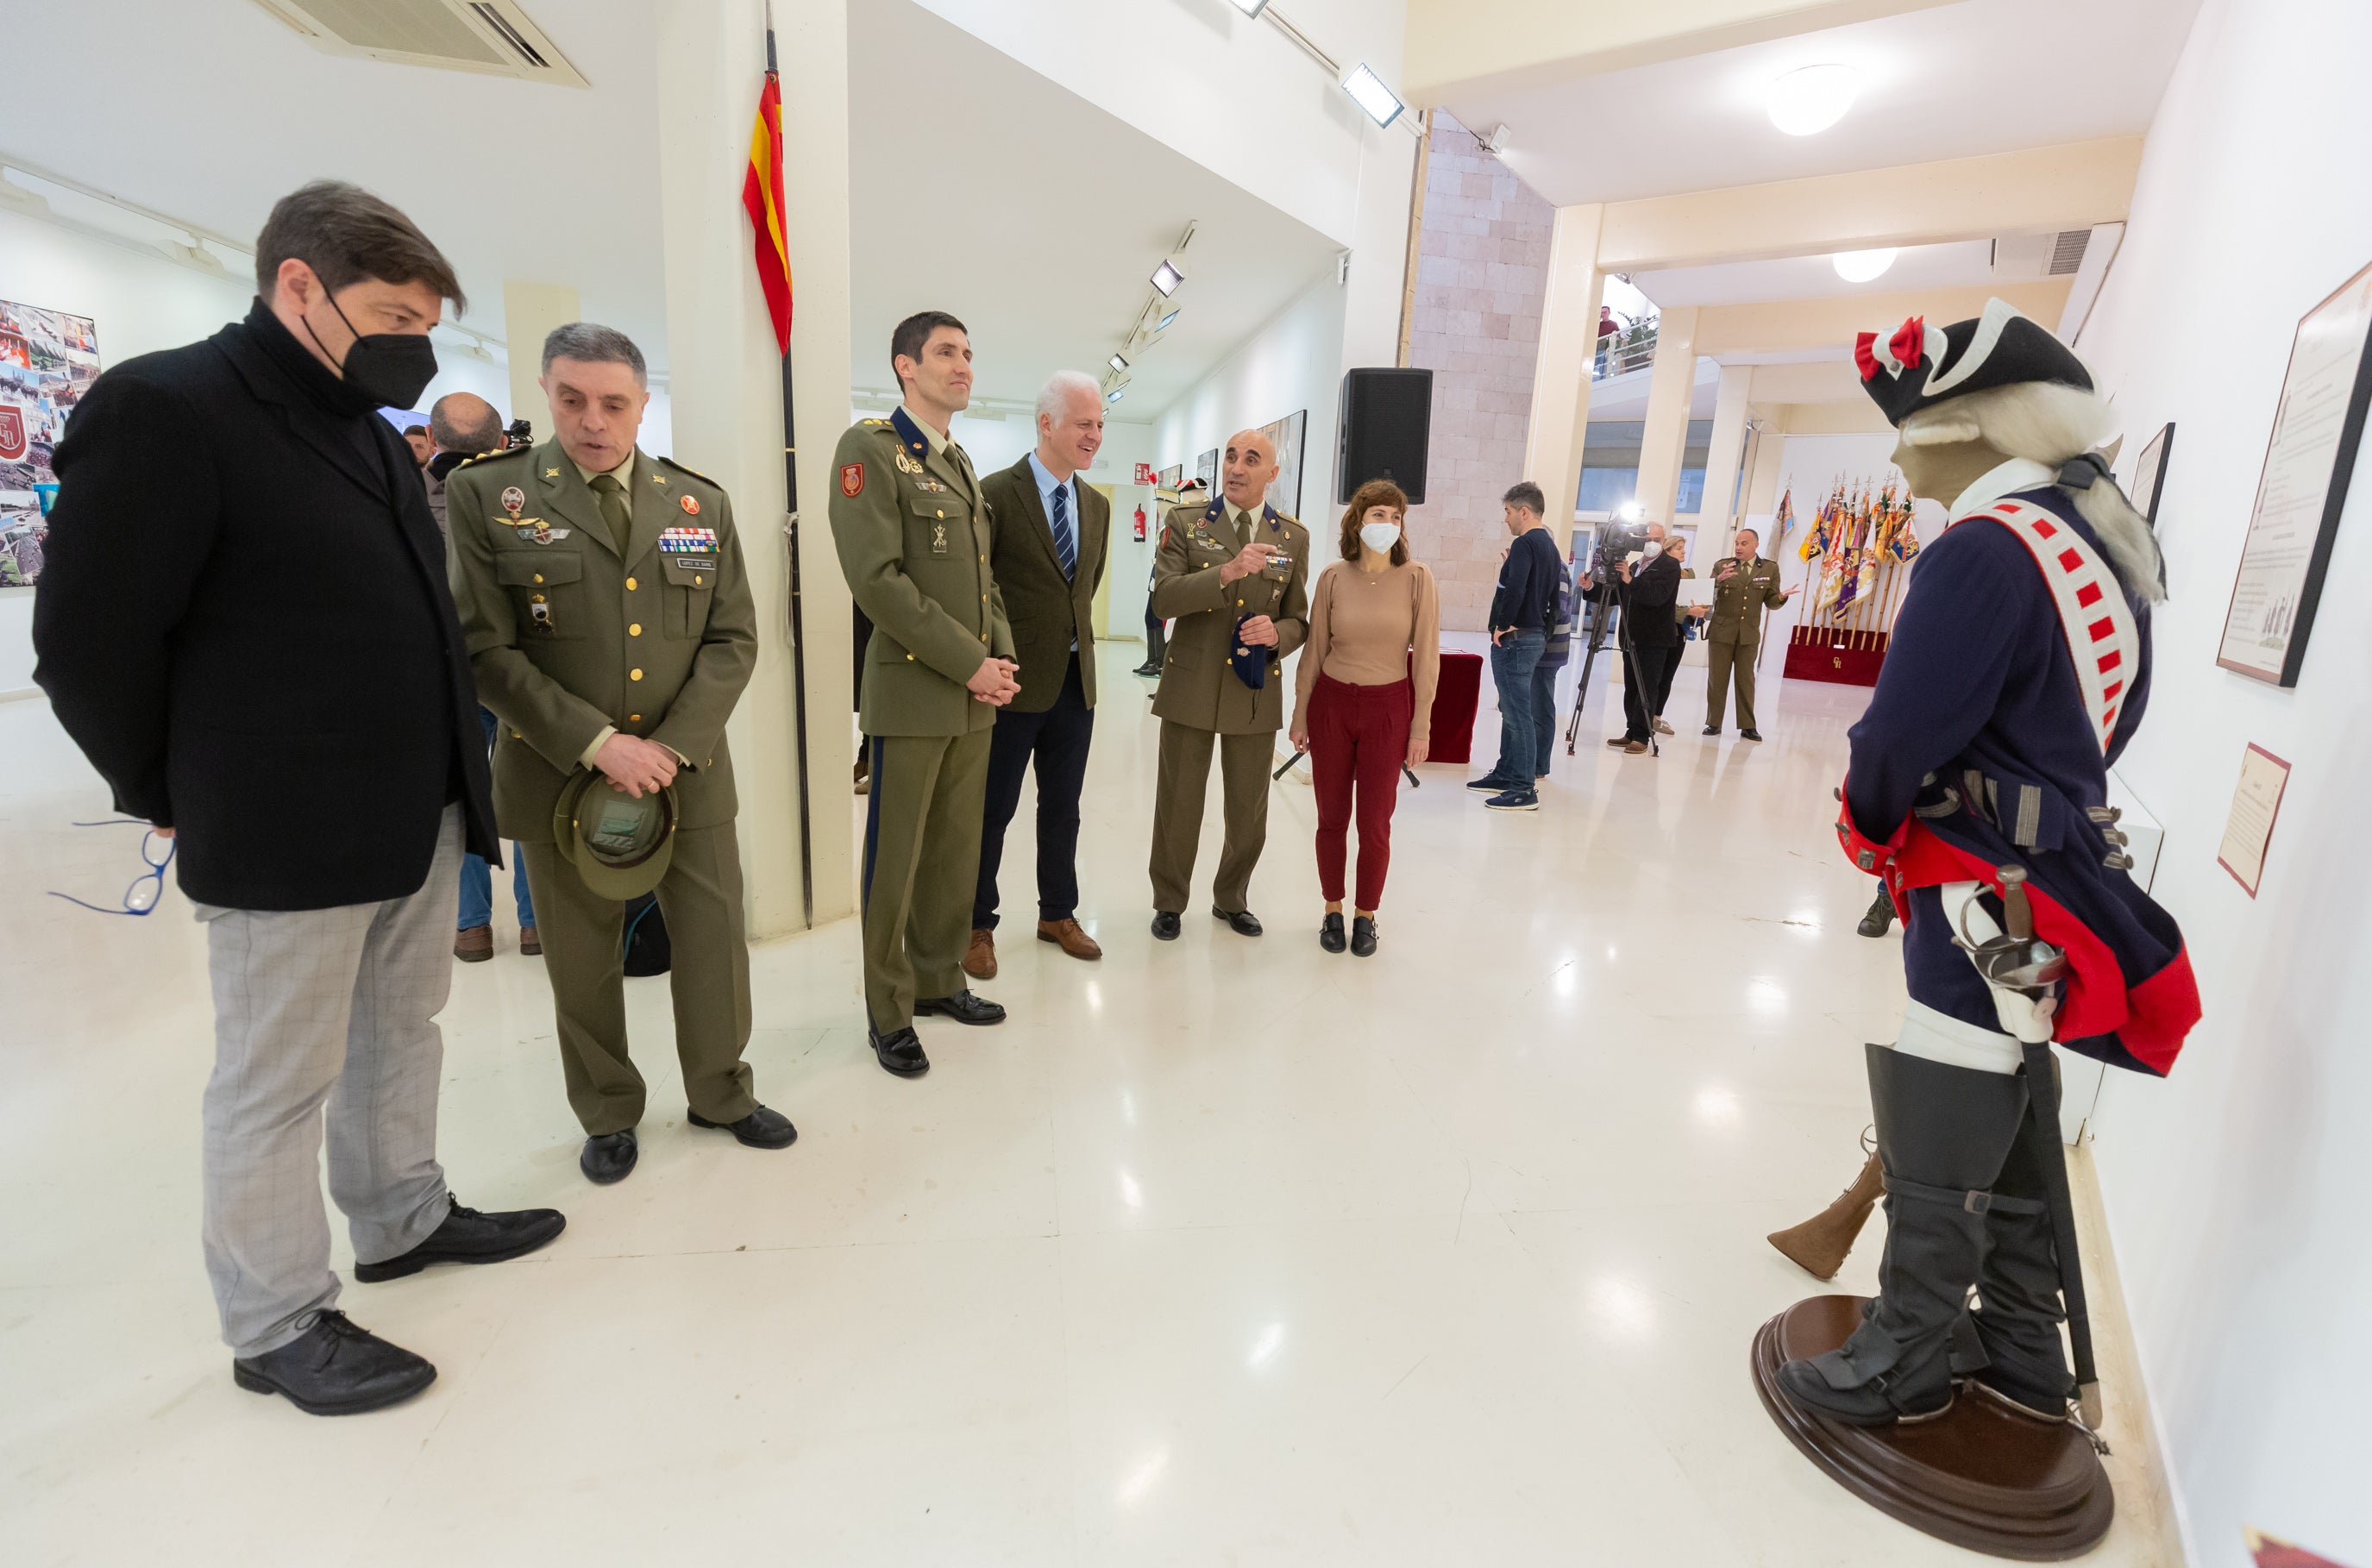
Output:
[533, 573, 544, 583]
[629, 713, 642, 723]
[630, 668, 643, 681]
[629, 623, 642, 637]
[625, 576, 638, 590]
[694, 575, 704, 586]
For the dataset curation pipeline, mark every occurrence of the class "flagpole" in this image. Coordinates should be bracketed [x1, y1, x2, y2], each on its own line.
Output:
[765, 12, 816, 929]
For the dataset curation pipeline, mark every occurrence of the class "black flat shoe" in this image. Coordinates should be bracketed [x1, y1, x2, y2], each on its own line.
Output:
[1702, 724, 1720, 736]
[914, 989, 1007, 1025]
[689, 1103, 798, 1149]
[1739, 729, 1764, 742]
[579, 1130, 638, 1186]
[1319, 913, 1346, 953]
[1213, 906, 1264, 938]
[1350, 915, 1378, 957]
[353, 1194, 566, 1281]
[232, 1310, 436, 1416]
[871, 1025, 931, 1077]
[1150, 910, 1182, 940]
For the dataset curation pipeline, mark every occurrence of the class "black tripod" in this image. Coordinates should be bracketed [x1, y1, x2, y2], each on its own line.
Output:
[1562, 570, 1655, 757]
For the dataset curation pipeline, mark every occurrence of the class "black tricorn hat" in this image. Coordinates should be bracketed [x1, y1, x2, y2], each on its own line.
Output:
[1855, 298, 2093, 429]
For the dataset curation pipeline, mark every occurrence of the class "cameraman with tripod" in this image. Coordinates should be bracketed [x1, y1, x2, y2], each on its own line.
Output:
[1606, 522, 1682, 756]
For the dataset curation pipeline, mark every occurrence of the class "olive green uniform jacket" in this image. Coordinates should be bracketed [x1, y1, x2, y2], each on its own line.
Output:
[444, 439, 759, 841]
[830, 413, 1013, 736]
[1149, 498, 1310, 735]
[1704, 555, 1790, 644]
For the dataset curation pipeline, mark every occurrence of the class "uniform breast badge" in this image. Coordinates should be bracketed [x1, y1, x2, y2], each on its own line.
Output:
[529, 594, 553, 634]
[512, 520, 572, 545]
[660, 525, 719, 555]
[932, 523, 950, 555]
[500, 485, 526, 517]
[680, 494, 700, 516]
[894, 450, 925, 476]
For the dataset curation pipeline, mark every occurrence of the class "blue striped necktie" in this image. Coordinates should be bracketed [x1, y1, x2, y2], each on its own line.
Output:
[1050, 480, 1076, 580]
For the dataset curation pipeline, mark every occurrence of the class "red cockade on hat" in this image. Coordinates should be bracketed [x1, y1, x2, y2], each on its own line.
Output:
[1891, 316, 1927, 372]
[1854, 331, 1885, 381]
[1855, 316, 1930, 382]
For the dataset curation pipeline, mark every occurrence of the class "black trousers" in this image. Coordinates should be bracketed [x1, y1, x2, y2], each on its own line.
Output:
[1622, 643, 1673, 741]
[1142, 604, 1166, 666]
[1653, 637, 1682, 716]
[974, 653, 1095, 929]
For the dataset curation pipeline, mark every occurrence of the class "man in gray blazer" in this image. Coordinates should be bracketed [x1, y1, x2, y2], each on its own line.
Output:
[965, 371, 1111, 977]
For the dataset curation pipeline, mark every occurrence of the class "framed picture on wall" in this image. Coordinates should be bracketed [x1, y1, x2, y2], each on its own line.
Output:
[2129, 422, 2174, 529]
[1157, 462, 1182, 492]
[1260, 409, 1308, 519]
[0, 295, 104, 587]
[2218, 258, 2372, 686]
[1195, 448, 1218, 493]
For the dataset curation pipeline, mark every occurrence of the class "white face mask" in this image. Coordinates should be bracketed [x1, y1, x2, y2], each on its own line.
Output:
[1359, 521, 1402, 554]
[1641, 540, 1663, 558]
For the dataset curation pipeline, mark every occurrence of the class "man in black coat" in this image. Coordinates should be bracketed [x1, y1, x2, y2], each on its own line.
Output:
[1611, 524, 1682, 754]
[33, 180, 563, 1418]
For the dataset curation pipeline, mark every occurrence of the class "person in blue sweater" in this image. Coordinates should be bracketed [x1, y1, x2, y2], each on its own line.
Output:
[1468, 481, 1565, 812]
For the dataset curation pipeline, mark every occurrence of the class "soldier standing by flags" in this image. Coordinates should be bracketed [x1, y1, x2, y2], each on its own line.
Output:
[1771, 301, 2200, 1434]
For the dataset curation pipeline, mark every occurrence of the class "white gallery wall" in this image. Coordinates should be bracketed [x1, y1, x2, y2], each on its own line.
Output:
[2060, 0, 2372, 1560]
[1153, 273, 1347, 526]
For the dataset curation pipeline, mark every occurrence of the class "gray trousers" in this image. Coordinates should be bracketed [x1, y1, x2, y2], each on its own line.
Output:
[195, 805, 462, 1358]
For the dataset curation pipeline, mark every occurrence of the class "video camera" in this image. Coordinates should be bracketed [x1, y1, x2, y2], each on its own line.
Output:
[1592, 519, 1654, 581]
[505, 417, 533, 449]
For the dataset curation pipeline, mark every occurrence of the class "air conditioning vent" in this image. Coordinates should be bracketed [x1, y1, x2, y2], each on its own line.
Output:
[247, 0, 587, 88]
[2047, 229, 2092, 276]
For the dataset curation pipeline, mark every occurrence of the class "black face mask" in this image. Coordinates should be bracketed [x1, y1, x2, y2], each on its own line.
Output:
[304, 289, 439, 411]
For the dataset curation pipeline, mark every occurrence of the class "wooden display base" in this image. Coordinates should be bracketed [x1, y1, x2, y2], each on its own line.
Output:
[1750, 1295, 2113, 1560]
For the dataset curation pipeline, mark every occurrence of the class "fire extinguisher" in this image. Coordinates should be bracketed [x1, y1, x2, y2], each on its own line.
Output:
[1133, 505, 1147, 542]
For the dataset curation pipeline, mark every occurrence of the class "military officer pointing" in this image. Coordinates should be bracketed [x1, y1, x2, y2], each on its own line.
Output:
[1703, 526, 1797, 741]
[446, 322, 794, 1184]
[1147, 429, 1311, 939]
[830, 310, 1018, 1078]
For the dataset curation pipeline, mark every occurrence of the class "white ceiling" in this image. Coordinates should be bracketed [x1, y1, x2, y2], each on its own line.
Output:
[846, 1, 1343, 412]
[1453, 0, 2200, 207]
[0, 0, 1343, 417]
[1630, 234, 2054, 309]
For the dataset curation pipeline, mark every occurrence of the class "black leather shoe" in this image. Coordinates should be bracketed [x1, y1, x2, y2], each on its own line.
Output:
[1739, 728, 1764, 742]
[231, 1310, 436, 1416]
[1213, 906, 1264, 937]
[1319, 913, 1346, 953]
[1702, 724, 1721, 736]
[914, 989, 1007, 1025]
[353, 1194, 566, 1281]
[689, 1103, 798, 1149]
[1350, 915, 1378, 957]
[580, 1130, 638, 1185]
[871, 1025, 931, 1077]
[1151, 911, 1182, 941]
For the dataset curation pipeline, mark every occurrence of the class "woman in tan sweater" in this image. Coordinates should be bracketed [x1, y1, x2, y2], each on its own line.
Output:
[1289, 480, 1440, 956]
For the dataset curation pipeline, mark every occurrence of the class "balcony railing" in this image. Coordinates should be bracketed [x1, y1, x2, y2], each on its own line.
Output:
[1592, 319, 1659, 380]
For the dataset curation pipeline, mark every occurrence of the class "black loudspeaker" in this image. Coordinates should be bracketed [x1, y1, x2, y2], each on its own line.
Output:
[1336, 367, 1434, 505]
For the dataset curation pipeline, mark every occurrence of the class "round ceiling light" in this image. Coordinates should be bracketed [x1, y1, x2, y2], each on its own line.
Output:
[1832, 248, 1898, 283]
[1766, 64, 1860, 136]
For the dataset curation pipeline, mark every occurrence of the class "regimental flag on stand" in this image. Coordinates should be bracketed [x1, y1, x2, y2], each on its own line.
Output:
[742, 57, 793, 355]
[1773, 486, 1796, 551]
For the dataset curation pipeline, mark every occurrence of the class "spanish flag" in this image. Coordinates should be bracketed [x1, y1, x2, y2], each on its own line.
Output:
[742, 64, 793, 354]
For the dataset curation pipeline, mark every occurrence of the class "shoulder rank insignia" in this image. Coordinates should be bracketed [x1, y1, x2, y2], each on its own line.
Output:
[656, 454, 720, 488]
[455, 445, 525, 469]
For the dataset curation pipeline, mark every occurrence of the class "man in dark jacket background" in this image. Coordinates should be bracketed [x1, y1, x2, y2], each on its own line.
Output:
[33, 180, 563, 1419]
[1610, 523, 1683, 755]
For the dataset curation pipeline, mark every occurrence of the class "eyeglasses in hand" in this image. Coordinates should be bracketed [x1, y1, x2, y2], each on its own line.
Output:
[49, 819, 177, 916]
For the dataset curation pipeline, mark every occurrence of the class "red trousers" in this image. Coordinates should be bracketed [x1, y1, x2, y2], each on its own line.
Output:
[1308, 674, 1413, 909]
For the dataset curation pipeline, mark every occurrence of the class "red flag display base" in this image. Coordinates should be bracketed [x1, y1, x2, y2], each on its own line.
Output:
[1785, 625, 1891, 687]
[1751, 1295, 2114, 1560]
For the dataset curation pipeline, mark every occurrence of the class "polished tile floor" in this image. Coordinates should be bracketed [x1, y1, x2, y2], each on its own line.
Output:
[0, 640, 2176, 1565]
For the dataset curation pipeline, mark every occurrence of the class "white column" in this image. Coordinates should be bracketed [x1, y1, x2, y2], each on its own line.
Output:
[1333, 121, 1420, 510]
[1522, 204, 1605, 523]
[499, 281, 579, 427]
[656, 0, 855, 938]
[1693, 361, 1754, 530]
[1633, 303, 1699, 527]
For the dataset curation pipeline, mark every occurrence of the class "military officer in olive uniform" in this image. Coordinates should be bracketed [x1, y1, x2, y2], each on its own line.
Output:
[1703, 525, 1798, 741]
[1147, 428, 1311, 939]
[830, 310, 1018, 1078]
[447, 323, 794, 1185]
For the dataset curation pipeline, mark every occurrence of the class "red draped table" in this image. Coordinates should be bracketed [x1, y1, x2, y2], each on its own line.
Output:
[1427, 649, 1484, 765]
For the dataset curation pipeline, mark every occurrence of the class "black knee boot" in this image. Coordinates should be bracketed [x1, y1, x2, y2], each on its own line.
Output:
[1966, 1103, 2078, 1418]
[1777, 1043, 2030, 1426]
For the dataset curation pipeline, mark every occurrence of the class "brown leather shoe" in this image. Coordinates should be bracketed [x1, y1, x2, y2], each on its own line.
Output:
[1623, 739, 1649, 756]
[454, 925, 493, 963]
[1603, 736, 1630, 750]
[962, 927, 997, 980]
[1037, 918, 1102, 960]
[518, 925, 542, 956]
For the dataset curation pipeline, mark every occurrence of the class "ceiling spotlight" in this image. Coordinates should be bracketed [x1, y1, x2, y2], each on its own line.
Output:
[1151, 259, 1185, 297]
[1832, 248, 1898, 283]
[1766, 63, 1860, 137]
[1223, 0, 1271, 15]
[1106, 386, 1127, 405]
[1158, 308, 1181, 332]
[1340, 63, 1404, 129]
[1109, 353, 1130, 373]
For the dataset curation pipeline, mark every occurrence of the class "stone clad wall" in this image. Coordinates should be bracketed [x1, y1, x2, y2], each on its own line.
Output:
[1403, 114, 1554, 630]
